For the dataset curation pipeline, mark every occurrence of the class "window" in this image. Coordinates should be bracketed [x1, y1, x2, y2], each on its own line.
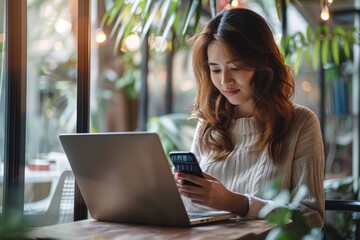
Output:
[23, 0, 76, 226]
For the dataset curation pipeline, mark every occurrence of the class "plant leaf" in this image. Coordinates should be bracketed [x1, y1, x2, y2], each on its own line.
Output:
[182, 0, 200, 35]
[274, 0, 282, 21]
[321, 38, 329, 66]
[101, 0, 124, 27]
[159, 3, 179, 51]
[157, 0, 172, 33]
[312, 39, 320, 70]
[331, 36, 340, 66]
[113, 0, 141, 54]
[343, 38, 351, 59]
[306, 25, 312, 44]
[291, 185, 308, 208]
[266, 207, 292, 226]
[293, 47, 303, 75]
[141, 0, 154, 19]
[140, 0, 162, 43]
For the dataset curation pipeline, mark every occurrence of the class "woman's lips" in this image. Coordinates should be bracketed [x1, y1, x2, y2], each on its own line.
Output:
[223, 89, 240, 95]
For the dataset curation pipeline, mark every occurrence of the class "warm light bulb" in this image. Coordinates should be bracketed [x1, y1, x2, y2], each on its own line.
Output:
[328, 0, 333, 4]
[96, 30, 107, 44]
[231, 0, 239, 8]
[321, 5, 330, 21]
[124, 34, 140, 51]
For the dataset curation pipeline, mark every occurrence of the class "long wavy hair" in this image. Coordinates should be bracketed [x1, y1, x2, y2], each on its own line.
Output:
[190, 8, 295, 162]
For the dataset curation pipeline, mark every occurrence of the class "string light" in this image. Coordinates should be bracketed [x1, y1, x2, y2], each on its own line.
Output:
[95, 29, 107, 44]
[320, 0, 331, 21]
[124, 33, 140, 51]
[231, 0, 239, 8]
[321, 5, 330, 21]
[224, 0, 245, 9]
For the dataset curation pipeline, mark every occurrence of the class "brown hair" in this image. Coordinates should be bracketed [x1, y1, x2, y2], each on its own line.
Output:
[190, 8, 295, 162]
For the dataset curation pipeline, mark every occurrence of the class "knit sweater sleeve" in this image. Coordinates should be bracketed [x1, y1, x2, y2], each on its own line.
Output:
[289, 109, 325, 227]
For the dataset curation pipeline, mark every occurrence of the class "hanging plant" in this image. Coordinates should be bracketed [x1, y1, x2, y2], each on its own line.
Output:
[281, 24, 356, 75]
[101, 0, 217, 54]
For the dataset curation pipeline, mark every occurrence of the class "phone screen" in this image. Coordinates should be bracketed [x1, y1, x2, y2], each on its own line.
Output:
[169, 151, 204, 186]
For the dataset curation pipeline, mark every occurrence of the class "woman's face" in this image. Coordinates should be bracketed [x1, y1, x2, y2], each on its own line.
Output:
[207, 42, 255, 116]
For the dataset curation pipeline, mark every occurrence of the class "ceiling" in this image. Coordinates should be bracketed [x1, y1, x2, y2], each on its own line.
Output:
[293, 0, 358, 27]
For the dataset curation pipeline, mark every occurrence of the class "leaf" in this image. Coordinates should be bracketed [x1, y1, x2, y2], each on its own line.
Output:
[157, 0, 172, 33]
[306, 25, 313, 44]
[331, 36, 340, 66]
[101, 0, 124, 27]
[280, 35, 291, 58]
[273, 190, 291, 204]
[321, 38, 329, 66]
[293, 48, 303, 75]
[265, 227, 283, 240]
[109, 5, 128, 38]
[343, 39, 351, 59]
[159, 5, 178, 51]
[263, 177, 282, 199]
[274, 0, 282, 21]
[333, 25, 346, 36]
[140, 0, 162, 43]
[291, 185, 308, 207]
[297, 31, 306, 46]
[312, 38, 320, 70]
[113, 0, 141, 54]
[172, 3, 181, 36]
[259, 190, 290, 218]
[182, 0, 200, 35]
[141, 0, 154, 19]
[266, 207, 292, 226]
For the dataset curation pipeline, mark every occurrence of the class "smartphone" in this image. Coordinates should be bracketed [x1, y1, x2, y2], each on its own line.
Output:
[169, 151, 204, 186]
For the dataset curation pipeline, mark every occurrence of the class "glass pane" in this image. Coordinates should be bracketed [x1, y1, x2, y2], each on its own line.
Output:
[24, 0, 76, 227]
[89, 0, 197, 154]
[90, 0, 134, 133]
[0, 0, 6, 211]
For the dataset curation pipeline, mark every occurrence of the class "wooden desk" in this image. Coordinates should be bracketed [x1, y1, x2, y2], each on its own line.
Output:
[26, 218, 273, 239]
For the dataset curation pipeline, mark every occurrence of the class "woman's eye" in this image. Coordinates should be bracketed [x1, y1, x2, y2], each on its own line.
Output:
[210, 69, 221, 73]
[231, 67, 241, 71]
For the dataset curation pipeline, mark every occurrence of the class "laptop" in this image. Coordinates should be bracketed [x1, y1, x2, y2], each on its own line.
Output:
[59, 132, 236, 226]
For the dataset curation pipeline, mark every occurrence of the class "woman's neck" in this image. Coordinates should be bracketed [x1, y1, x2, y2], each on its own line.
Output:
[233, 104, 254, 119]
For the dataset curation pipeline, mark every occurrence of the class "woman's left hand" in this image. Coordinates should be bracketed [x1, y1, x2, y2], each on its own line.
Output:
[175, 171, 249, 216]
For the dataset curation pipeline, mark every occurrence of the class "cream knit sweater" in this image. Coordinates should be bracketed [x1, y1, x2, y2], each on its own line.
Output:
[188, 104, 325, 228]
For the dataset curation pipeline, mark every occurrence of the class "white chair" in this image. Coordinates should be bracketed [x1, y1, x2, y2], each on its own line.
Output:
[24, 170, 75, 228]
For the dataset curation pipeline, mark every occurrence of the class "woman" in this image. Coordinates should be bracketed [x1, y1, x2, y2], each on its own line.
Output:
[174, 8, 324, 228]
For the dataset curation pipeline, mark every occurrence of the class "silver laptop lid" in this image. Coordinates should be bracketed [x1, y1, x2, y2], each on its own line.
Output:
[59, 132, 191, 226]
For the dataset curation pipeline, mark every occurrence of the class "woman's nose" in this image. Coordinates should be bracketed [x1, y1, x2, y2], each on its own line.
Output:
[221, 71, 233, 86]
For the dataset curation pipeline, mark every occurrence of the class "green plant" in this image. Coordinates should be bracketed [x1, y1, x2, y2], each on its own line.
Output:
[259, 178, 323, 240]
[147, 113, 197, 163]
[281, 25, 356, 75]
[0, 211, 30, 240]
[101, 0, 215, 54]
